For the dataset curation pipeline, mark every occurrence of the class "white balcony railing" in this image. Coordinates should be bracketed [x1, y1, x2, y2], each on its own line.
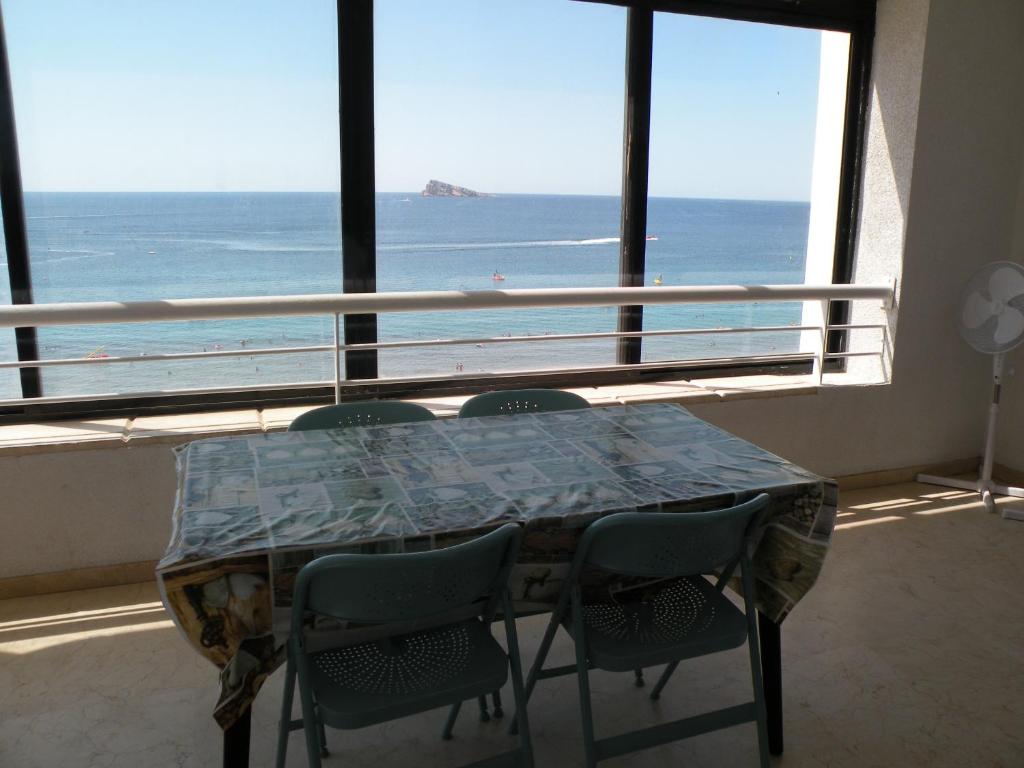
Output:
[0, 283, 893, 404]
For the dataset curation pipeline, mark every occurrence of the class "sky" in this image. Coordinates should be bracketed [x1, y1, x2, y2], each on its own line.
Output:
[4, 0, 828, 201]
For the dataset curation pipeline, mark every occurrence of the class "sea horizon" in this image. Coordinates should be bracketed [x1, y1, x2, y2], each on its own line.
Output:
[20, 189, 813, 205]
[1, 192, 811, 400]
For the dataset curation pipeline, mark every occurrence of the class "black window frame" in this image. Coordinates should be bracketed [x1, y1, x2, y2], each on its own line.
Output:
[0, 0, 875, 424]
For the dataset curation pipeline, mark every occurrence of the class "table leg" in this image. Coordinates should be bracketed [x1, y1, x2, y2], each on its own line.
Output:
[758, 612, 783, 756]
[223, 707, 252, 768]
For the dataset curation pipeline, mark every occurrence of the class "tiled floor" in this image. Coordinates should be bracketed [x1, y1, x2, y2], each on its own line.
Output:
[2, 482, 1024, 767]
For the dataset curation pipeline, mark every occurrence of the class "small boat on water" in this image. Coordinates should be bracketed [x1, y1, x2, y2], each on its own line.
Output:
[492, 271, 506, 281]
[646, 235, 658, 241]
[653, 274, 663, 286]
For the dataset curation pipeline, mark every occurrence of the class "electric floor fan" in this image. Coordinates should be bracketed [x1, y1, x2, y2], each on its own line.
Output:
[917, 261, 1024, 519]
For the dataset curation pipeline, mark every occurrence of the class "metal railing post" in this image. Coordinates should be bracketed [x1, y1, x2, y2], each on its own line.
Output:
[818, 299, 829, 384]
[333, 312, 342, 404]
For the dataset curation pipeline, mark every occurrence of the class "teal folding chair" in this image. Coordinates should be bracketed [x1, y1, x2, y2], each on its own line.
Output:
[451, 386, 589, 726]
[458, 388, 590, 418]
[275, 524, 534, 768]
[288, 400, 436, 431]
[517, 494, 772, 767]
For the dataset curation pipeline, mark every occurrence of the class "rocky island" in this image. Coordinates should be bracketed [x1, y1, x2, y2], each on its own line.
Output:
[422, 179, 488, 197]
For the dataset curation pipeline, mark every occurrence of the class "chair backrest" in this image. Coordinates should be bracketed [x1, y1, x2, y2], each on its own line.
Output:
[291, 524, 522, 636]
[288, 401, 436, 431]
[575, 494, 771, 579]
[458, 388, 591, 418]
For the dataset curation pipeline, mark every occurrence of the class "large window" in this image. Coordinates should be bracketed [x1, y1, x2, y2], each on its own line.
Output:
[5, 0, 341, 397]
[0, 211, 15, 400]
[642, 13, 839, 365]
[0, 0, 874, 418]
[373, 0, 625, 379]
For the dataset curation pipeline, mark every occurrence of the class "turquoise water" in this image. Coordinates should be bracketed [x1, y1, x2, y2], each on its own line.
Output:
[0, 192, 809, 399]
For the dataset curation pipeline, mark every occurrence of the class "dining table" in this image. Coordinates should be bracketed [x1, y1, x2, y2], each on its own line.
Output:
[156, 402, 838, 767]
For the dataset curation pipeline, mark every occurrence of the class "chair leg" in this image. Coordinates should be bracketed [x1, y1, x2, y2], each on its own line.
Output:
[748, 636, 771, 768]
[571, 589, 598, 768]
[510, 611, 563, 736]
[315, 703, 329, 757]
[502, 592, 535, 768]
[295, 660, 323, 768]
[650, 661, 679, 701]
[301, 710, 323, 768]
[441, 691, 498, 738]
[633, 668, 645, 688]
[743, 567, 771, 768]
[275, 656, 296, 768]
[442, 701, 462, 741]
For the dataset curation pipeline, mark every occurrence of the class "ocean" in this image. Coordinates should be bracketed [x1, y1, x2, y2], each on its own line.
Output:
[0, 192, 809, 400]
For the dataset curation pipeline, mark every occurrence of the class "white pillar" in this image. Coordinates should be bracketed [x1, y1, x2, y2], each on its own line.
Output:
[800, 32, 852, 369]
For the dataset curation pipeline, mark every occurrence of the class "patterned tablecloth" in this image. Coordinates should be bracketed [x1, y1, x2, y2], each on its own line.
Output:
[156, 403, 837, 728]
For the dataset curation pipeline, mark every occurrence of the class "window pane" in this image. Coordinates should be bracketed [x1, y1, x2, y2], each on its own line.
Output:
[0, 219, 18, 400]
[6, 1, 341, 396]
[373, 0, 625, 379]
[642, 14, 846, 365]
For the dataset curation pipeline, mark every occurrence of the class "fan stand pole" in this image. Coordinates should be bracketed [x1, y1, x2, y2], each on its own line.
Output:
[917, 353, 1024, 519]
[978, 352, 1003, 513]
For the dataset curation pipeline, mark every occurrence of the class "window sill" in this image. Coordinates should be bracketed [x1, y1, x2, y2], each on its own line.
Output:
[0, 373, 831, 456]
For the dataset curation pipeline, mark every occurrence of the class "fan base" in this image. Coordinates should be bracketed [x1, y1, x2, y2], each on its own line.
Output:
[916, 473, 1024, 520]
[1000, 505, 1024, 522]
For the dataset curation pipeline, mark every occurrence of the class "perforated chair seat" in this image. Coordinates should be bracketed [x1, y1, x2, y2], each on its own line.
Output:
[308, 619, 509, 730]
[563, 576, 747, 672]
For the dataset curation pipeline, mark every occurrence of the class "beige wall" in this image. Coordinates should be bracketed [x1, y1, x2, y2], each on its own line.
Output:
[2, 443, 179, 579]
[7, 0, 1024, 579]
[995, 21, 1024, 473]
